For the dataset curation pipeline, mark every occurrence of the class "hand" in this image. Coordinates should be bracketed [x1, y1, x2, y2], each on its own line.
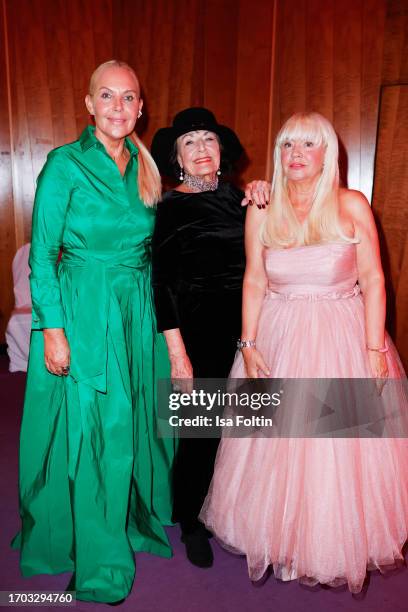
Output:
[242, 180, 271, 208]
[43, 328, 70, 376]
[169, 352, 193, 394]
[242, 347, 270, 378]
[368, 350, 388, 395]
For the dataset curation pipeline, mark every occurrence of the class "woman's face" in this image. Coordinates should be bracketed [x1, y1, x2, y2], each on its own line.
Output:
[85, 66, 143, 142]
[177, 130, 221, 178]
[280, 138, 325, 182]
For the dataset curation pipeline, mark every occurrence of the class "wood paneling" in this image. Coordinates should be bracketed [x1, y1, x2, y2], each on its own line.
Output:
[0, 0, 407, 349]
[372, 85, 408, 368]
[382, 0, 408, 84]
[333, 0, 362, 189]
[360, 0, 387, 199]
[203, 0, 238, 127]
[272, 0, 386, 196]
[0, 0, 114, 339]
[305, 0, 334, 121]
[234, 0, 275, 182]
[0, 0, 15, 335]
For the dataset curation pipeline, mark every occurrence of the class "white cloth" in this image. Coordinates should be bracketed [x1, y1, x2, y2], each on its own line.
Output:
[6, 243, 32, 372]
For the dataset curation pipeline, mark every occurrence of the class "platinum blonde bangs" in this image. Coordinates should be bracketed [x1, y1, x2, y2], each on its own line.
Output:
[262, 112, 357, 248]
[276, 114, 327, 148]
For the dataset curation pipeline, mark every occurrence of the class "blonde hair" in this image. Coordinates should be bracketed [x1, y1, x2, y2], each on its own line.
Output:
[261, 112, 355, 247]
[88, 60, 161, 207]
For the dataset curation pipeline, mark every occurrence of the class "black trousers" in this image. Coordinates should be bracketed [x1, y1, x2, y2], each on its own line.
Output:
[172, 289, 241, 534]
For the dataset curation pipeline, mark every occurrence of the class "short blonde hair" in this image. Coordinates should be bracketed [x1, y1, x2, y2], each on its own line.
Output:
[261, 112, 355, 247]
[88, 60, 161, 207]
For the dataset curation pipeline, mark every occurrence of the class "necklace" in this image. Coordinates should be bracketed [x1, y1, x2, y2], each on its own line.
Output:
[183, 172, 218, 192]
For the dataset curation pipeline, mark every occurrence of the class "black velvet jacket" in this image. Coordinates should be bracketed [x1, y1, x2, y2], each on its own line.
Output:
[152, 182, 246, 332]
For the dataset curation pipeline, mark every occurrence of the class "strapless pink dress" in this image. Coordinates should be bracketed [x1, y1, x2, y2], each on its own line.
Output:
[200, 243, 408, 593]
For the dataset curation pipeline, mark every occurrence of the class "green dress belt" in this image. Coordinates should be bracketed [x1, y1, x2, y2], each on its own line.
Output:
[60, 240, 151, 393]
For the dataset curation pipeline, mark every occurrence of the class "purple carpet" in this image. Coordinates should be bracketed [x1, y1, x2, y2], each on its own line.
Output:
[1, 354, 407, 612]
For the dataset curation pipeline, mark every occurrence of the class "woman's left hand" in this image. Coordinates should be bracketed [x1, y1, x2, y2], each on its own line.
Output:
[242, 180, 271, 208]
[368, 350, 388, 394]
[368, 350, 388, 378]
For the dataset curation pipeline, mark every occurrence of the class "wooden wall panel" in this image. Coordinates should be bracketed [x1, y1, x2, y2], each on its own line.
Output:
[277, 0, 307, 122]
[9, 0, 55, 232]
[372, 85, 408, 368]
[305, 0, 334, 121]
[333, 0, 362, 189]
[44, 0, 77, 146]
[1, 0, 113, 341]
[382, 0, 408, 84]
[203, 0, 238, 127]
[360, 0, 386, 200]
[271, 0, 385, 196]
[113, 1, 167, 135]
[0, 0, 15, 338]
[234, 0, 275, 184]
[162, 1, 203, 120]
[66, 0, 112, 135]
[113, 0, 275, 185]
[0, 0, 407, 349]
[92, 0, 114, 68]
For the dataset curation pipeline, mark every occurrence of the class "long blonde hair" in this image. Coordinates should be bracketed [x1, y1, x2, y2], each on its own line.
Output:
[88, 60, 161, 207]
[261, 112, 355, 247]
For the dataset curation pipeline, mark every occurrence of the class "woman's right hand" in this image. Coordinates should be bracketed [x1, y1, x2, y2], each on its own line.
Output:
[242, 347, 270, 378]
[43, 328, 70, 376]
[170, 352, 193, 379]
[169, 352, 193, 393]
[163, 328, 193, 392]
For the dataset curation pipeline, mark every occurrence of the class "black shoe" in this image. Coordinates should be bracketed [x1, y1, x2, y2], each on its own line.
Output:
[66, 574, 76, 592]
[181, 530, 214, 568]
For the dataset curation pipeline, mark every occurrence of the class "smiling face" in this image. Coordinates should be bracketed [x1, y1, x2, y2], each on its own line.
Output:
[280, 138, 326, 182]
[176, 130, 221, 179]
[85, 65, 143, 143]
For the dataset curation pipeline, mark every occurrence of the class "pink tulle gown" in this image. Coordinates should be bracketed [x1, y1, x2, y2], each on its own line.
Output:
[200, 242, 408, 593]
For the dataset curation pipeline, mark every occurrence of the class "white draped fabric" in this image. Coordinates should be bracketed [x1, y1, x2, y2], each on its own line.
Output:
[6, 243, 32, 372]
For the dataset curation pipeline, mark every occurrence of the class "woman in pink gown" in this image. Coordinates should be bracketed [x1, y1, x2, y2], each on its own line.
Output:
[200, 112, 408, 593]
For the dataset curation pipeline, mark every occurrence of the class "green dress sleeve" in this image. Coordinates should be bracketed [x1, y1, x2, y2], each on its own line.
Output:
[29, 150, 72, 329]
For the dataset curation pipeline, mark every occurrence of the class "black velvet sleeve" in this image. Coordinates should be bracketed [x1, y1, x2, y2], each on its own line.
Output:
[152, 201, 181, 332]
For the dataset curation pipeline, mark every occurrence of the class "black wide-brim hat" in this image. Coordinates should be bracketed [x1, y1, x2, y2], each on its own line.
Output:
[151, 107, 244, 178]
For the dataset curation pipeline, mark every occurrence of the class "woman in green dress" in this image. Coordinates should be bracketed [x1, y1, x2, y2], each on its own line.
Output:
[13, 60, 174, 604]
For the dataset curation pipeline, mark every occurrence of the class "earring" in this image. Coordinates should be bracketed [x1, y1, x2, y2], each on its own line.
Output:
[216, 169, 221, 176]
[179, 167, 184, 181]
[138, 110, 142, 118]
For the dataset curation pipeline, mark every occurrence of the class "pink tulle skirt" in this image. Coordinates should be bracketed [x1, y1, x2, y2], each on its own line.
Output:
[200, 286, 408, 593]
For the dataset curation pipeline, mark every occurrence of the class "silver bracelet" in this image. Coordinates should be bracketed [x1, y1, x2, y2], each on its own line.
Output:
[237, 339, 256, 350]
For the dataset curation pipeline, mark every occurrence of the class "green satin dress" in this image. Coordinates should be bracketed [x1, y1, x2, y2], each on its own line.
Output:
[13, 126, 174, 603]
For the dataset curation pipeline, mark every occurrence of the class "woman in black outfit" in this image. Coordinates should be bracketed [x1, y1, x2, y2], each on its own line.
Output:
[151, 107, 268, 568]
